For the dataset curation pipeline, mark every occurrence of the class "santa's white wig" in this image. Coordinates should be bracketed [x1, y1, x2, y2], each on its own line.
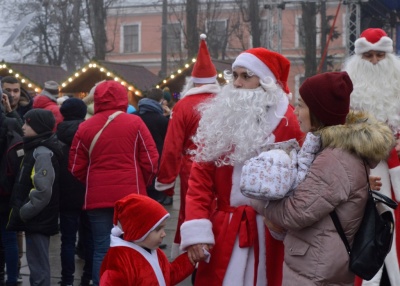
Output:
[192, 77, 286, 166]
[343, 53, 400, 131]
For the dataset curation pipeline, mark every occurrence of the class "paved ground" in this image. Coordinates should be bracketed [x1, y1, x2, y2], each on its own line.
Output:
[17, 179, 192, 285]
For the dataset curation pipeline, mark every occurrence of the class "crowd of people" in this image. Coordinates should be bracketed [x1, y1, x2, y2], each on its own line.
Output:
[0, 28, 399, 286]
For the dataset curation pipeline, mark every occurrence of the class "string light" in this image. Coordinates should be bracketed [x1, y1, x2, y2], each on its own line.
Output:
[61, 61, 142, 96]
[157, 59, 227, 88]
[0, 64, 40, 91]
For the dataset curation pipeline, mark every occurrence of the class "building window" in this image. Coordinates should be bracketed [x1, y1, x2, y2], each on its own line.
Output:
[167, 23, 181, 53]
[296, 16, 320, 48]
[296, 16, 306, 48]
[260, 19, 268, 47]
[123, 24, 139, 53]
[295, 74, 305, 102]
[206, 19, 227, 58]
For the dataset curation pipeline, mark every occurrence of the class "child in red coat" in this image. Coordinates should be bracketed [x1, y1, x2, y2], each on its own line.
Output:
[100, 194, 196, 285]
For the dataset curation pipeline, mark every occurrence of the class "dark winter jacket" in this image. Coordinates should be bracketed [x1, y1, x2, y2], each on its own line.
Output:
[56, 119, 86, 212]
[7, 132, 63, 236]
[136, 98, 169, 156]
[0, 108, 23, 213]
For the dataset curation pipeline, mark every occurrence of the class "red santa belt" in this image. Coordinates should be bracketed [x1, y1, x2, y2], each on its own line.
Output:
[211, 204, 260, 286]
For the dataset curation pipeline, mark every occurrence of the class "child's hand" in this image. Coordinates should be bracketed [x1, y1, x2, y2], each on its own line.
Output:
[187, 243, 212, 265]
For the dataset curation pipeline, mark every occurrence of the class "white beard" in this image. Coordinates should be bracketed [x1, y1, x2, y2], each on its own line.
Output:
[192, 81, 286, 166]
[344, 54, 400, 132]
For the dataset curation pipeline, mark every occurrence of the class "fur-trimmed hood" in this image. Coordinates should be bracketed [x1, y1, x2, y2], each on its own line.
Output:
[318, 111, 394, 166]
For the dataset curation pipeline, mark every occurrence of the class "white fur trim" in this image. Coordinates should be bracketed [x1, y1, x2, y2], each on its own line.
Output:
[155, 178, 175, 191]
[232, 53, 277, 82]
[192, 75, 218, 84]
[180, 219, 215, 251]
[109, 236, 166, 286]
[183, 83, 221, 97]
[389, 166, 400, 201]
[134, 214, 170, 242]
[355, 36, 393, 55]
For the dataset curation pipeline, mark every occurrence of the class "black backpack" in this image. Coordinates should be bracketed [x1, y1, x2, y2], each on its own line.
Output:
[0, 120, 24, 196]
[330, 162, 398, 280]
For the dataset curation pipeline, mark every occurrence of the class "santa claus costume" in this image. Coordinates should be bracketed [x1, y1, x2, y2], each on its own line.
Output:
[155, 34, 221, 259]
[180, 48, 304, 286]
[99, 194, 194, 286]
[343, 28, 400, 286]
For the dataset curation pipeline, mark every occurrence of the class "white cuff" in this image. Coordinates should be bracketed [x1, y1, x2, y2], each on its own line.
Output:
[155, 178, 175, 191]
[180, 219, 215, 251]
[389, 166, 400, 201]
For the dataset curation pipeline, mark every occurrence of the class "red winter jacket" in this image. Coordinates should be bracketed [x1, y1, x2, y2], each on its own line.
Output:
[68, 81, 159, 210]
[33, 94, 63, 128]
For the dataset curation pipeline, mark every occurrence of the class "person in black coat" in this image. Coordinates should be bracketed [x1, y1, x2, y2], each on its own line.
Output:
[56, 98, 93, 286]
[0, 93, 23, 286]
[136, 88, 170, 205]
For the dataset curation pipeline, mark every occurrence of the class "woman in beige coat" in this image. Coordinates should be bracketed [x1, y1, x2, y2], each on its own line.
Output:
[263, 72, 394, 285]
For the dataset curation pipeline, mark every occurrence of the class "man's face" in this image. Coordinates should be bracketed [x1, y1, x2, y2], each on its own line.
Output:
[232, 67, 260, 89]
[362, 50, 386, 65]
[2, 82, 21, 109]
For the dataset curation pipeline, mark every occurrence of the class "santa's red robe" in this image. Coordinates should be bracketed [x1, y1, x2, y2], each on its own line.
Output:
[180, 96, 303, 286]
[155, 84, 220, 258]
[100, 236, 194, 286]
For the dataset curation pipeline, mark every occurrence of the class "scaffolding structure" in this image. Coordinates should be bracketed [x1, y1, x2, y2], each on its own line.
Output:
[263, 0, 363, 55]
[263, 0, 284, 52]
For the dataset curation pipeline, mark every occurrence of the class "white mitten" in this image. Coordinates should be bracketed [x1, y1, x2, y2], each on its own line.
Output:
[241, 148, 298, 200]
[293, 132, 321, 189]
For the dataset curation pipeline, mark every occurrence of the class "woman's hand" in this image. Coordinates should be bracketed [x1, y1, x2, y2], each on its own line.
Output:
[263, 217, 286, 234]
[187, 243, 212, 265]
[369, 175, 382, 191]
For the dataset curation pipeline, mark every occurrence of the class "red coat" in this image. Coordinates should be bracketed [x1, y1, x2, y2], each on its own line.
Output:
[156, 91, 215, 188]
[181, 100, 303, 286]
[69, 81, 159, 210]
[100, 237, 194, 286]
[155, 84, 220, 252]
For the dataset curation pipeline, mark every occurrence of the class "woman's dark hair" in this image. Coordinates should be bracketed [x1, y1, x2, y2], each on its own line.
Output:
[309, 110, 325, 132]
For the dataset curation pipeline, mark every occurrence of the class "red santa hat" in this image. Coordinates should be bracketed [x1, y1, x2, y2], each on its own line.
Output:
[191, 34, 217, 84]
[232, 47, 291, 94]
[354, 28, 393, 55]
[111, 194, 170, 242]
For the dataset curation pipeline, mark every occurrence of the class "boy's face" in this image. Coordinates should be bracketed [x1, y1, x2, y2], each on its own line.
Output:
[22, 122, 37, 137]
[136, 219, 167, 250]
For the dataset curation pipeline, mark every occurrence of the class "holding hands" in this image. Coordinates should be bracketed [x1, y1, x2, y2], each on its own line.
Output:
[187, 243, 213, 265]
